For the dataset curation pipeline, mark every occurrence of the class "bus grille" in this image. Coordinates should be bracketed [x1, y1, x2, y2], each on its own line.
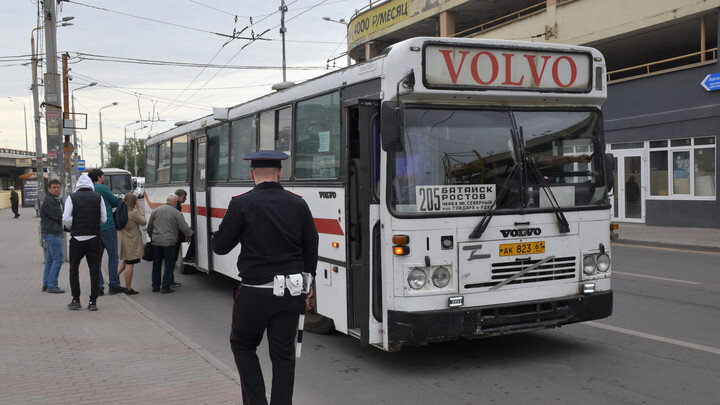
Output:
[464, 256, 576, 289]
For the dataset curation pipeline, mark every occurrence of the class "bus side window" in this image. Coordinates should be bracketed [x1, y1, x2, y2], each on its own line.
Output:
[207, 123, 229, 181]
[295, 92, 341, 179]
[146, 145, 157, 184]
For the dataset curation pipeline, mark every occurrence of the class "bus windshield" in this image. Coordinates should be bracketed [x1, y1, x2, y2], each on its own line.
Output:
[107, 174, 132, 195]
[390, 108, 608, 214]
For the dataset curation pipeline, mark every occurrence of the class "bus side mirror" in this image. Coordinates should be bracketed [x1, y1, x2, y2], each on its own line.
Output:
[604, 153, 615, 193]
[381, 101, 403, 151]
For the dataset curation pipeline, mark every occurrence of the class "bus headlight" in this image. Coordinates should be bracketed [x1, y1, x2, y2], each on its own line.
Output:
[583, 255, 597, 275]
[432, 266, 451, 288]
[596, 253, 611, 272]
[408, 268, 427, 290]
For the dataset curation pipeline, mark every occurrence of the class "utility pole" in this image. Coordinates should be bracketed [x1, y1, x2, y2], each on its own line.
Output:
[280, 0, 288, 82]
[30, 29, 44, 206]
[99, 102, 118, 168]
[42, 0, 65, 196]
[62, 52, 73, 183]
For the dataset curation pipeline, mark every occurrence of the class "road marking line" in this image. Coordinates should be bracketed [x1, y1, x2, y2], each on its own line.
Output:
[613, 271, 700, 285]
[585, 321, 720, 355]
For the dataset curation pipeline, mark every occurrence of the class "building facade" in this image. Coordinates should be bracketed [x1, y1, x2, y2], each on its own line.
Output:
[347, 0, 719, 228]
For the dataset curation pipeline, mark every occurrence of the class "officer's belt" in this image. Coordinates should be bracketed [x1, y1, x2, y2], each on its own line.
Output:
[242, 273, 311, 297]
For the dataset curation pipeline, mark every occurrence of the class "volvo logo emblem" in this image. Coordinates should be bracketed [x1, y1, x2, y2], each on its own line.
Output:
[500, 228, 542, 238]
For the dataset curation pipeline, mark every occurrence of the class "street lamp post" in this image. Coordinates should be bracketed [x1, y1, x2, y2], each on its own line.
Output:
[98, 102, 118, 167]
[322, 17, 351, 66]
[7, 97, 29, 152]
[133, 126, 147, 177]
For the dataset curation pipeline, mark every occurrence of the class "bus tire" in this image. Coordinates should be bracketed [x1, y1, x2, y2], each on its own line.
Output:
[303, 282, 334, 334]
[304, 313, 334, 334]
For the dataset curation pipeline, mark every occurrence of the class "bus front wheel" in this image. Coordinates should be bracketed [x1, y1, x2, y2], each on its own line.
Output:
[304, 283, 334, 334]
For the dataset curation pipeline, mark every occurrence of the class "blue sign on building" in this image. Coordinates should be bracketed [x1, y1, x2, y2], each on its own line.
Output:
[77, 159, 86, 171]
[700, 73, 720, 91]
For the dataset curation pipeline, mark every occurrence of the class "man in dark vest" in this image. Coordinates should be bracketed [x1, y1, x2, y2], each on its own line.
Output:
[62, 174, 107, 311]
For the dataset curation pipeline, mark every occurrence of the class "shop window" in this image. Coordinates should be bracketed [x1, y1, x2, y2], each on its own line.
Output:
[694, 148, 716, 196]
[208, 124, 229, 181]
[156, 140, 171, 183]
[295, 92, 341, 179]
[171, 134, 188, 182]
[649, 151, 668, 196]
[611, 142, 644, 150]
[230, 117, 256, 180]
[648, 136, 716, 198]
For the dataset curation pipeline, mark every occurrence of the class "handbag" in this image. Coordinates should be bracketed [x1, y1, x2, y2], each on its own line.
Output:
[142, 242, 154, 261]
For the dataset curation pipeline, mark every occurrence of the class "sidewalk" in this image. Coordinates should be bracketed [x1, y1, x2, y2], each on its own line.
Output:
[613, 222, 720, 253]
[0, 207, 242, 404]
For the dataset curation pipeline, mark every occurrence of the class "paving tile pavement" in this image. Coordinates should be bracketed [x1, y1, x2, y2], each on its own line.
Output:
[0, 208, 242, 404]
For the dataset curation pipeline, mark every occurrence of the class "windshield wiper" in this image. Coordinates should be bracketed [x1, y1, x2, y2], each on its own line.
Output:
[524, 154, 571, 234]
[469, 162, 520, 239]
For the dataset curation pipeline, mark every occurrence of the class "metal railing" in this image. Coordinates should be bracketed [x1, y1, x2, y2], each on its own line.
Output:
[453, 1, 547, 38]
[607, 48, 718, 83]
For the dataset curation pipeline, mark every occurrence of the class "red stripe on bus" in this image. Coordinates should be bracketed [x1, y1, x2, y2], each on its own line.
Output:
[144, 192, 190, 212]
[147, 192, 343, 235]
[314, 218, 344, 235]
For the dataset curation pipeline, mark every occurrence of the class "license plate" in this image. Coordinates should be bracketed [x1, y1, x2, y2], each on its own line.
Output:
[499, 241, 546, 256]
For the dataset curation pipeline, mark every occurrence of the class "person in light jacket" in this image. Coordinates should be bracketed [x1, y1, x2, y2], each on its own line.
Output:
[118, 193, 146, 295]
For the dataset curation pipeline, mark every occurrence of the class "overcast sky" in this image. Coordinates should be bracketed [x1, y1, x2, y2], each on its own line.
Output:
[0, 0, 371, 167]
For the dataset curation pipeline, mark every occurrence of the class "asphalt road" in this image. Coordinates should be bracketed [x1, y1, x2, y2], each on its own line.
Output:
[124, 244, 719, 404]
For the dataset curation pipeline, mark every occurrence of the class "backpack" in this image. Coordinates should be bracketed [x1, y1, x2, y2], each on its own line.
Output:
[114, 198, 129, 230]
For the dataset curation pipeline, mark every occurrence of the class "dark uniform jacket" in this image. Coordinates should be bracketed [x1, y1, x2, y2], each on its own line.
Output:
[10, 190, 18, 205]
[40, 193, 63, 235]
[212, 182, 319, 285]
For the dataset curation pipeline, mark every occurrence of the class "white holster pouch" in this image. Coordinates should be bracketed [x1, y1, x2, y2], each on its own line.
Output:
[286, 274, 303, 296]
[273, 275, 285, 297]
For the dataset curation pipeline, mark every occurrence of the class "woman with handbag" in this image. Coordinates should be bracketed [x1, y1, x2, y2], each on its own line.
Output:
[118, 193, 146, 294]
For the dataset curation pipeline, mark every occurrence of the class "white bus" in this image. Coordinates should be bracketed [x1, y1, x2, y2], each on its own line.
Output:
[100, 168, 133, 197]
[144, 37, 615, 351]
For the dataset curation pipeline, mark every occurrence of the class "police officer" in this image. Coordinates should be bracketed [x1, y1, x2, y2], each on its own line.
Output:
[212, 150, 318, 405]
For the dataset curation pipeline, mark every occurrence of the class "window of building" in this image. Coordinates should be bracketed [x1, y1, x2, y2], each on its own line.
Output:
[230, 117, 256, 180]
[146, 144, 157, 184]
[648, 136, 715, 199]
[295, 92, 341, 179]
[156, 140, 171, 183]
[207, 124, 229, 181]
[171, 134, 188, 182]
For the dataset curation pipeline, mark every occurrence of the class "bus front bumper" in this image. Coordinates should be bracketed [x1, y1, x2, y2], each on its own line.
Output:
[386, 290, 612, 351]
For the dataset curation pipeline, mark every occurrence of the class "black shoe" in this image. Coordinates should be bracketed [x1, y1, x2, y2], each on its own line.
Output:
[108, 286, 127, 295]
[42, 286, 47, 292]
[87, 302, 97, 311]
[125, 289, 139, 295]
[161, 288, 175, 294]
[170, 282, 182, 288]
[152, 287, 160, 292]
[67, 301, 82, 310]
[47, 287, 65, 294]
[97, 289, 105, 296]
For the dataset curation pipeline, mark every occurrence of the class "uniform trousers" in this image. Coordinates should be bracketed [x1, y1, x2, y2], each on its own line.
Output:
[68, 237, 102, 302]
[230, 285, 303, 405]
[11, 202, 19, 217]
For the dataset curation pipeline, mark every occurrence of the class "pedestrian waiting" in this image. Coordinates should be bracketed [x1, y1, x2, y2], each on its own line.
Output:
[9, 186, 20, 218]
[88, 168, 126, 295]
[118, 193, 146, 295]
[146, 193, 193, 294]
[62, 174, 106, 311]
[40, 179, 65, 293]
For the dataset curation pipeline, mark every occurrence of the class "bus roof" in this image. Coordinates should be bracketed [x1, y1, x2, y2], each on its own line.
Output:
[148, 37, 606, 146]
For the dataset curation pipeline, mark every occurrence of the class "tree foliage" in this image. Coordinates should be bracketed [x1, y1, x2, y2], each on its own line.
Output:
[105, 137, 146, 177]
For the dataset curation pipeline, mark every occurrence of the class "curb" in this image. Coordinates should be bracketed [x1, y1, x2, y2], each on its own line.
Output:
[612, 239, 720, 253]
[119, 293, 242, 385]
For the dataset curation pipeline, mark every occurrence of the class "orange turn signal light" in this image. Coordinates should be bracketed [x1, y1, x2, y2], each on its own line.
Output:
[331, 242, 339, 248]
[393, 245, 409, 256]
[392, 235, 409, 245]
[611, 223, 619, 230]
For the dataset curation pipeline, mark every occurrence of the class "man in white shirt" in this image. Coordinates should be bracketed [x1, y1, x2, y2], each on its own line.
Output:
[62, 174, 107, 311]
